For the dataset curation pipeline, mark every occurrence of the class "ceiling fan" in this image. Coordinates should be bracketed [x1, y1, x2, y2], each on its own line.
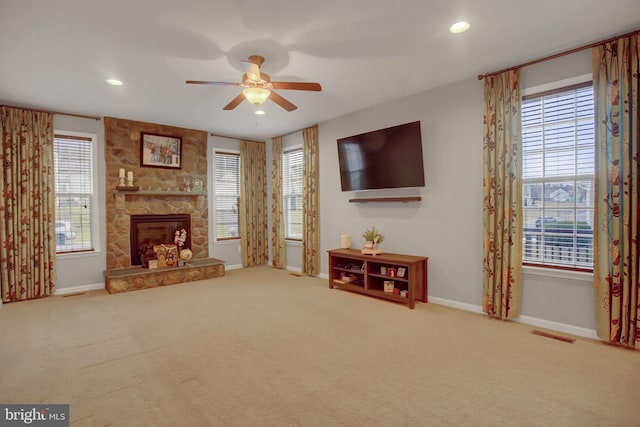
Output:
[186, 55, 322, 112]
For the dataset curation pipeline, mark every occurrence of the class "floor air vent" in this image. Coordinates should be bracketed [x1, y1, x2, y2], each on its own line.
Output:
[531, 329, 576, 343]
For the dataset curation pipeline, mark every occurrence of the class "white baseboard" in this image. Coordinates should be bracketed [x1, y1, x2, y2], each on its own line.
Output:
[429, 296, 484, 314]
[55, 282, 104, 295]
[225, 264, 244, 270]
[428, 296, 598, 340]
[514, 314, 599, 340]
[286, 266, 302, 274]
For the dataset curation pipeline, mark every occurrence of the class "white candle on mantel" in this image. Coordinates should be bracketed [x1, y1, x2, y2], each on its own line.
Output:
[127, 171, 133, 182]
[119, 168, 125, 178]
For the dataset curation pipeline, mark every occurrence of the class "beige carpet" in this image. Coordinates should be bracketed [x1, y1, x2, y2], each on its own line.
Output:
[1, 266, 638, 426]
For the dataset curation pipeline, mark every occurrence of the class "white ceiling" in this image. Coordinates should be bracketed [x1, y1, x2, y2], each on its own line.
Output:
[1, 0, 639, 140]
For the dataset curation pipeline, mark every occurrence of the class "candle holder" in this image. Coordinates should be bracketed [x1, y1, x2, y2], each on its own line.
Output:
[119, 177, 126, 186]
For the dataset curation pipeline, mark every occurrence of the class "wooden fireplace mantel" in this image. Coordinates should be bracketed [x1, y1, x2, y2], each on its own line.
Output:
[113, 190, 206, 197]
[112, 189, 207, 211]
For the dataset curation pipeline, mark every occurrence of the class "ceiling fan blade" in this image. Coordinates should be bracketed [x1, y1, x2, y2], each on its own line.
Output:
[269, 91, 297, 112]
[186, 80, 240, 86]
[223, 93, 246, 110]
[271, 82, 321, 91]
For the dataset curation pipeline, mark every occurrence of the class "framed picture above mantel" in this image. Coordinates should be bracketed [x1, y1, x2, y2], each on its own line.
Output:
[141, 132, 182, 169]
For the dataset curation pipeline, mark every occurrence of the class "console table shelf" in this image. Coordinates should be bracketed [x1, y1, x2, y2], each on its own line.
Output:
[327, 248, 428, 309]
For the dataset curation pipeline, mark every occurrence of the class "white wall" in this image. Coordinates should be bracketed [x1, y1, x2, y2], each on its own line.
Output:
[281, 133, 304, 271]
[318, 77, 484, 307]
[54, 115, 106, 291]
[519, 50, 595, 334]
[207, 135, 242, 268]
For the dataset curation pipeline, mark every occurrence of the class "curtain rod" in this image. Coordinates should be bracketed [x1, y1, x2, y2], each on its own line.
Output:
[478, 28, 640, 80]
[1, 104, 101, 120]
[274, 123, 318, 139]
[209, 132, 265, 144]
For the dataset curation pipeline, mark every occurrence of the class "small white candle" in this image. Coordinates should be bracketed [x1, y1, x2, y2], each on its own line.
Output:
[340, 234, 350, 249]
[119, 168, 125, 178]
[127, 171, 133, 181]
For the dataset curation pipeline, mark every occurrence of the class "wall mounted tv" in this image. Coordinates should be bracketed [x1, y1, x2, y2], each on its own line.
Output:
[337, 121, 425, 192]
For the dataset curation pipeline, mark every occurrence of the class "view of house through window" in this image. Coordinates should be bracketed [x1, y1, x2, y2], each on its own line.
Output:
[521, 82, 595, 270]
[54, 134, 95, 253]
[283, 148, 303, 240]
[214, 151, 240, 240]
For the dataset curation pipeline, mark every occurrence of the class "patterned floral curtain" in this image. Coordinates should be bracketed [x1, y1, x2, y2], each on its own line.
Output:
[482, 70, 523, 319]
[239, 140, 268, 267]
[592, 34, 640, 348]
[270, 136, 285, 268]
[302, 125, 319, 276]
[0, 106, 56, 302]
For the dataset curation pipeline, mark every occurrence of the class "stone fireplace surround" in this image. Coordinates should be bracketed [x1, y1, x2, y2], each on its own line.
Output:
[104, 117, 224, 293]
[105, 117, 209, 269]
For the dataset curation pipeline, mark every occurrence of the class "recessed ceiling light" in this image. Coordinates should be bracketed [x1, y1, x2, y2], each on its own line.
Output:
[106, 79, 123, 86]
[449, 21, 470, 34]
[254, 109, 266, 116]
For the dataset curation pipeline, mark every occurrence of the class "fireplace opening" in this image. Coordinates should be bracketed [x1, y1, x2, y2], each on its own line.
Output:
[130, 214, 191, 266]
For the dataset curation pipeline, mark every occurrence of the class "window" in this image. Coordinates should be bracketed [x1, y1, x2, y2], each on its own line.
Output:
[283, 148, 303, 240]
[214, 151, 240, 240]
[54, 134, 95, 253]
[521, 82, 594, 270]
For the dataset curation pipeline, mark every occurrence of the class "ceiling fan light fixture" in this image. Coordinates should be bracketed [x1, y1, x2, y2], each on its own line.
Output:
[255, 109, 266, 116]
[242, 87, 271, 106]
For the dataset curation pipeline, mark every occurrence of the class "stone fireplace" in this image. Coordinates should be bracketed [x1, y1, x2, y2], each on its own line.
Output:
[130, 214, 191, 265]
[104, 117, 209, 270]
[103, 117, 225, 294]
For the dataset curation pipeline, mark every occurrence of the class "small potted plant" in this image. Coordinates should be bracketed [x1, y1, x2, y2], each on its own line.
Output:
[361, 226, 384, 255]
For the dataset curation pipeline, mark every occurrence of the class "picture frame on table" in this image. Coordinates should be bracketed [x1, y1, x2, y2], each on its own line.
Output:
[141, 132, 182, 169]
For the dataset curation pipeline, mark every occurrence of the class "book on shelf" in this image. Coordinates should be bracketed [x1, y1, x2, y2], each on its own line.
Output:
[335, 274, 361, 285]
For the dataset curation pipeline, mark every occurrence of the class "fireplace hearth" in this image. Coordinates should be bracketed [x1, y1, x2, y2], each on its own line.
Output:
[130, 214, 191, 266]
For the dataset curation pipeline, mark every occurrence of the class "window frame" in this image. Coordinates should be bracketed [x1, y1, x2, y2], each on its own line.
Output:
[520, 75, 595, 272]
[282, 146, 303, 241]
[213, 150, 241, 242]
[53, 131, 99, 256]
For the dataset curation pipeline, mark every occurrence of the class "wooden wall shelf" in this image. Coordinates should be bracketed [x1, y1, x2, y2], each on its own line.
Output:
[349, 196, 422, 203]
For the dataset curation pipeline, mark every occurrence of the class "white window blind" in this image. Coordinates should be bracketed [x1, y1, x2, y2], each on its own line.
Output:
[214, 152, 240, 240]
[283, 148, 303, 240]
[521, 83, 594, 269]
[54, 134, 94, 253]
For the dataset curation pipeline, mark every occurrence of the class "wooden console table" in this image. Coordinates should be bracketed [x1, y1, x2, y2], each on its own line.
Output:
[327, 248, 428, 309]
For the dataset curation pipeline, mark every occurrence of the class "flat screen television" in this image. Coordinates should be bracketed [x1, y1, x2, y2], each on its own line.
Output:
[337, 121, 425, 191]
